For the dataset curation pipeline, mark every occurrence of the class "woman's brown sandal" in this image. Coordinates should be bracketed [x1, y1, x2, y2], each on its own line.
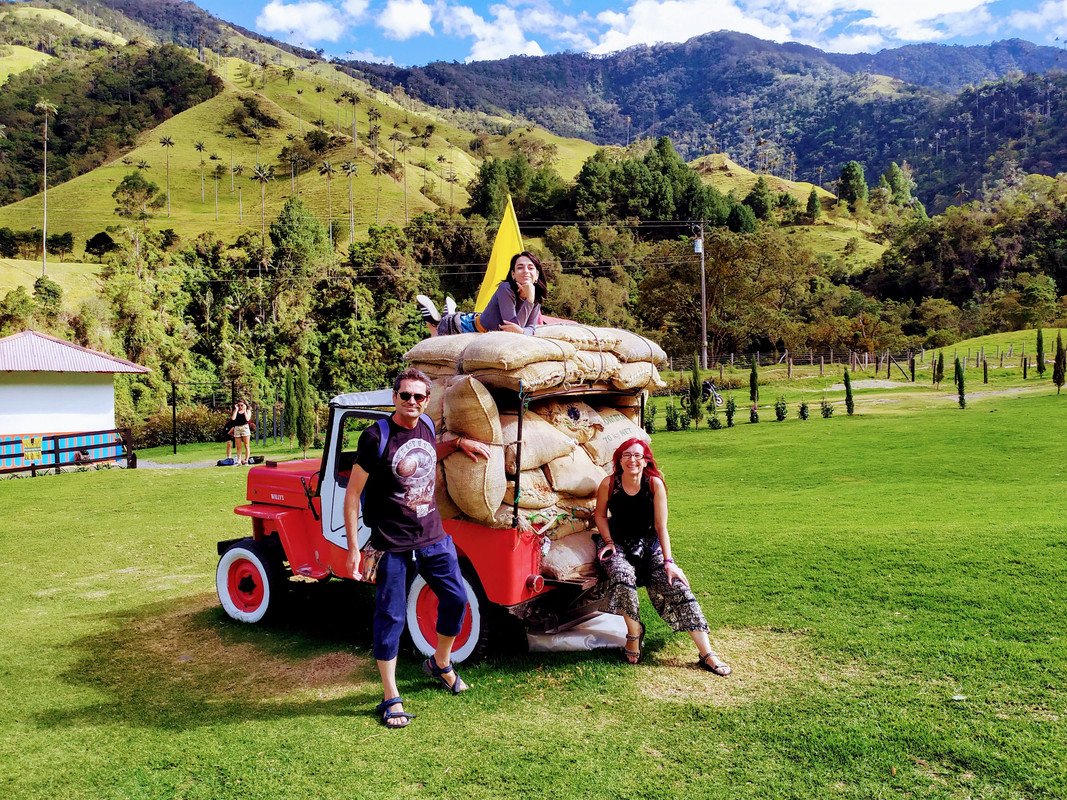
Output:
[697, 651, 731, 676]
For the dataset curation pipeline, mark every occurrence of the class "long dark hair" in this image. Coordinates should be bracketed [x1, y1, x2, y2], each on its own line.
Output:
[505, 251, 547, 304]
[610, 437, 666, 495]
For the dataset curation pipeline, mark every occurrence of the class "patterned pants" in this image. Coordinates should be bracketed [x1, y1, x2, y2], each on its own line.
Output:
[599, 537, 709, 632]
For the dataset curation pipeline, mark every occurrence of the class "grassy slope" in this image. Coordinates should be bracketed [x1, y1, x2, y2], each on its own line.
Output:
[693, 153, 887, 266]
[0, 50, 598, 259]
[0, 44, 54, 84]
[0, 6, 126, 45]
[0, 256, 100, 306]
[0, 386, 1064, 798]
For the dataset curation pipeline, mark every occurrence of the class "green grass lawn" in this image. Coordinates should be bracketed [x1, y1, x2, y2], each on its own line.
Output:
[1, 387, 1064, 798]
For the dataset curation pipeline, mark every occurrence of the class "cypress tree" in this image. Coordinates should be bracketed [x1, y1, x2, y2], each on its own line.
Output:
[295, 361, 315, 457]
[1037, 328, 1046, 375]
[284, 367, 297, 450]
[844, 368, 855, 415]
[749, 357, 759, 405]
[956, 357, 966, 408]
[807, 185, 821, 219]
[934, 352, 945, 387]
[1053, 331, 1065, 395]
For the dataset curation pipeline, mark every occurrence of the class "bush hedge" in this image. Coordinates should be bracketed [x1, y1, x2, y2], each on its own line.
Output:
[133, 405, 232, 449]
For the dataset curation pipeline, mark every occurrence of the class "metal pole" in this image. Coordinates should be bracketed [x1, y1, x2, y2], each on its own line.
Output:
[697, 222, 707, 370]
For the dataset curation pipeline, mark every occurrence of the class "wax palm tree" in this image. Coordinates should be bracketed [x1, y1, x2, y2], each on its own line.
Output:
[194, 140, 206, 201]
[319, 160, 337, 242]
[398, 139, 410, 221]
[225, 130, 236, 192]
[159, 135, 174, 215]
[250, 163, 274, 276]
[315, 84, 325, 120]
[341, 160, 358, 241]
[285, 132, 298, 191]
[371, 161, 385, 224]
[232, 163, 244, 221]
[249, 119, 262, 160]
[136, 159, 150, 171]
[282, 66, 295, 86]
[35, 97, 57, 276]
[213, 163, 226, 221]
[335, 93, 345, 133]
[295, 89, 303, 133]
[349, 92, 360, 156]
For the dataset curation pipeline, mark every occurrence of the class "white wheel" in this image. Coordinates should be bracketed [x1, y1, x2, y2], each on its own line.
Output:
[216, 541, 279, 623]
[405, 568, 488, 664]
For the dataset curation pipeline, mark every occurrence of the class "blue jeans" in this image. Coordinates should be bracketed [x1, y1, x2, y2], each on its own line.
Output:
[372, 535, 467, 661]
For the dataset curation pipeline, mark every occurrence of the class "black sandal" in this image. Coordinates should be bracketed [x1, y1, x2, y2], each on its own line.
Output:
[623, 622, 645, 664]
[422, 657, 468, 694]
[375, 696, 415, 728]
[697, 652, 732, 676]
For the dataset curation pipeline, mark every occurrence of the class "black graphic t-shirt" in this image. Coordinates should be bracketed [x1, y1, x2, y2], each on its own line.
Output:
[354, 416, 444, 553]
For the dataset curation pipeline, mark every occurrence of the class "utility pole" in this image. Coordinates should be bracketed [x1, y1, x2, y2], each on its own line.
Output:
[695, 222, 707, 370]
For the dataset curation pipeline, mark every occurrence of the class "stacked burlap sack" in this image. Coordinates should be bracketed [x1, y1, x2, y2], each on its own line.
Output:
[405, 325, 668, 394]
[406, 326, 659, 583]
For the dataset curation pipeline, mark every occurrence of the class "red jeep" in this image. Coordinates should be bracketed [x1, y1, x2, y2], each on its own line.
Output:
[216, 385, 644, 661]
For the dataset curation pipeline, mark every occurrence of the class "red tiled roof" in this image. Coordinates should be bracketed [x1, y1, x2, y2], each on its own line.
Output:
[0, 331, 151, 374]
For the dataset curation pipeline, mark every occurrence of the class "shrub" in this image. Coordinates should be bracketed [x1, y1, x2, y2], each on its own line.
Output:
[798, 401, 809, 420]
[680, 350, 703, 426]
[820, 398, 835, 418]
[774, 395, 787, 421]
[725, 396, 736, 427]
[844, 368, 855, 416]
[665, 396, 679, 432]
[749, 358, 759, 405]
[1037, 328, 1046, 375]
[749, 406, 759, 424]
[133, 405, 230, 449]
[679, 410, 691, 431]
[644, 402, 657, 434]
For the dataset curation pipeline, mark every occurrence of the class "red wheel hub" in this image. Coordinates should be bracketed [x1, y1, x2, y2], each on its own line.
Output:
[227, 559, 264, 611]
[414, 584, 471, 649]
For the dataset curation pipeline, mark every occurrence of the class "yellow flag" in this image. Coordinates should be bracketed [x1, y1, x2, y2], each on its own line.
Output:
[474, 195, 524, 312]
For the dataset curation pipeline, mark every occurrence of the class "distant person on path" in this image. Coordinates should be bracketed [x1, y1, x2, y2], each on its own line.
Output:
[343, 367, 492, 728]
[593, 438, 732, 676]
[416, 251, 546, 336]
[230, 400, 252, 465]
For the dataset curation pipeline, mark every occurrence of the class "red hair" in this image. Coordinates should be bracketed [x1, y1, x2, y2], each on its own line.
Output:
[610, 437, 666, 495]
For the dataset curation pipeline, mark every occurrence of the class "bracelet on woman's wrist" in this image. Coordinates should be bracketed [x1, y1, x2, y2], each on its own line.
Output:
[664, 557, 674, 563]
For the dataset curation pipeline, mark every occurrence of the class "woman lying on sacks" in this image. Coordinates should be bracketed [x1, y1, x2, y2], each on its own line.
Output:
[417, 251, 547, 336]
[593, 438, 732, 676]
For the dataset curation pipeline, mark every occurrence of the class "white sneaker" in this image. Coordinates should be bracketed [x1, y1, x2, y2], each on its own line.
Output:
[444, 296, 457, 314]
[416, 294, 440, 324]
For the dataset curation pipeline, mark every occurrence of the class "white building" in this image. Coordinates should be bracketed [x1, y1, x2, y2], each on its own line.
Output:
[0, 331, 150, 470]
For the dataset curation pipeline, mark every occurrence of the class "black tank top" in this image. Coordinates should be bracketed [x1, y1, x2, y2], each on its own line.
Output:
[606, 478, 655, 545]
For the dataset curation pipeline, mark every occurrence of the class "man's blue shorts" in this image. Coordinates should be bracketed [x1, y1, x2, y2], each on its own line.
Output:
[372, 535, 467, 662]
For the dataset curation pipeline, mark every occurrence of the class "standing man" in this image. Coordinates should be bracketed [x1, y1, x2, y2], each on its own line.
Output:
[344, 367, 492, 728]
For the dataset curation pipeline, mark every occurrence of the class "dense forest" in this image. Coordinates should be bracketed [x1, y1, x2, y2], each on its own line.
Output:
[0, 43, 221, 204]
[353, 32, 1067, 210]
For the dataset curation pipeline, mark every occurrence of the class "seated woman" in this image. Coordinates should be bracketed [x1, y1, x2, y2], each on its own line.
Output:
[593, 438, 732, 675]
[417, 251, 546, 336]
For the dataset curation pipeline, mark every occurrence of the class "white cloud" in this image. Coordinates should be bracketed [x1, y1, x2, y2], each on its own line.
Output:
[586, 0, 1002, 56]
[438, 2, 545, 61]
[590, 0, 792, 54]
[378, 0, 434, 39]
[343, 48, 396, 64]
[256, 0, 347, 43]
[1008, 0, 1067, 34]
[341, 0, 370, 17]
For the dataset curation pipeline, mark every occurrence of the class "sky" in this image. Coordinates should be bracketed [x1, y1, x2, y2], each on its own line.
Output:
[191, 0, 1067, 67]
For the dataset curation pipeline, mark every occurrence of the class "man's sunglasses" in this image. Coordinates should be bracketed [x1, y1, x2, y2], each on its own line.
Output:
[397, 391, 428, 402]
